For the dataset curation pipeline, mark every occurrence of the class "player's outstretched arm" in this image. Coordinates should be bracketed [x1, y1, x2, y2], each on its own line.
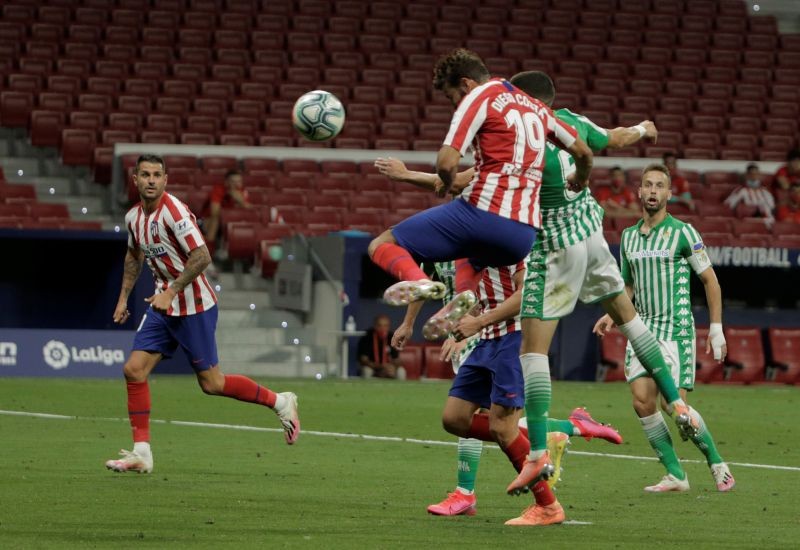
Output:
[607, 120, 658, 149]
[392, 300, 425, 350]
[375, 157, 437, 191]
[452, 270, 524, 340]
[436, 145, 462, 194]
[114, 247, 144, 324]
[698, 267, 727, 362]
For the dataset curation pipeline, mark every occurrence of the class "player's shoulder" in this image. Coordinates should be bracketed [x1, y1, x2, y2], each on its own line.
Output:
[620, 220, 642, 236]
[161, 193, 193, 217]
[124, 203, 141, 222]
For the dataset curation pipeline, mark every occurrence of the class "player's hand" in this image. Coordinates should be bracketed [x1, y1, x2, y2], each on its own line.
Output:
[566, 173, 589, 193]
[593, 314, 615, 337]
[639, 120, 658, 143]
[112, 301, 130, 324]
[453, 315, 483, 341]
[145, 289, 176, 314]
[440, 337, 467, 362]
[374, 157, 408, 181]
[707, 323, 727, 363]
[391, 322, 413, 350]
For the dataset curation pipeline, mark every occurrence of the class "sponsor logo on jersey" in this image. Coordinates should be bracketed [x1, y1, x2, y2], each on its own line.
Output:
[692, 242, 705, 252]
[629, 249, 670, 260]
[142, 243, 168, 259]
[175, 218, 193, 238]
[0, 342, 17, 366]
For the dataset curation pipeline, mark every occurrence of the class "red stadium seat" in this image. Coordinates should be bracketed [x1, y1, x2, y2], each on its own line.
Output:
[767, 328, 800, 384]
[0, 92, 33, 128]
[723, 327, 765, 384]
[30, 110, 66, 147]
[398, 345, 423, 380]
[597, 329, 627, 382]
[695, 328, 724, 383]
[61, 129, 96, 166]
[423, 346, 454, 379]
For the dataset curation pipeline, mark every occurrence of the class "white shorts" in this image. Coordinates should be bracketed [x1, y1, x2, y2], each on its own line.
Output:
[624, 338, 696, 390]
[521, 229, 625, 320]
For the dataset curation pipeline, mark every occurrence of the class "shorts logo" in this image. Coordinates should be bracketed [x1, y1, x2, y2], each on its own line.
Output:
[682, 377, 693, 385]
[43, 340, 70, 369]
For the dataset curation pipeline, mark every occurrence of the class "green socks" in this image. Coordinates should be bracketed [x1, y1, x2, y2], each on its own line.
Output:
[547, 418, 577, 435]
[456, 437, 482, 493]
[521, 353, 551, 457]
[640, 412, 686, 480]
[686, 406, 724, 466]
[619, 316, 681, 404]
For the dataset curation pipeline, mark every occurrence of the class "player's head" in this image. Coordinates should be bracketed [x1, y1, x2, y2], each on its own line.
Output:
[610, 166, 625, 189]
[433, 48, 490, 107]
[787, 149, 800, 173]
[133, 154, 167, 202]
[661, 152, 678, 172]
[639, 163, 672, 215]
[225, 169, 243, 190]
[745, 163, 761, 187]
[509, 71, 555, 107]
[373, 314, 391, 337]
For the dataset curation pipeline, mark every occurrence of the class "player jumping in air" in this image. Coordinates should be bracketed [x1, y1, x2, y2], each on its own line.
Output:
[367, 49, 593, 341]
[594, 164, 735, 493]
[376, 164, 621, 525]
[500, 72, 706, 502]
[105, 155, 299, 474]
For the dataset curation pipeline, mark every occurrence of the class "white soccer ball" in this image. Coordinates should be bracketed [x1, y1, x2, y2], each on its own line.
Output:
[291, 90, 346, 142]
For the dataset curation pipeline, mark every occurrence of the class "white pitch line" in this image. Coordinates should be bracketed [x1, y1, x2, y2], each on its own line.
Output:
[2, 409, 799, 473]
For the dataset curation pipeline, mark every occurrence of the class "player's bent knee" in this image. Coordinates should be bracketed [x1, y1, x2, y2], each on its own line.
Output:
[123, 359, 148, 382]
[441, 413, 470, 437]
[632, 397, 657, 417]
[367, 230, 395, 258]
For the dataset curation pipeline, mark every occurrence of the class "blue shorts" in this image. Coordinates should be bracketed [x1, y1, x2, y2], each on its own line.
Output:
[448, 332, 524, 409]
[392, 198, 537, 270]
[132, 306, 219, 372]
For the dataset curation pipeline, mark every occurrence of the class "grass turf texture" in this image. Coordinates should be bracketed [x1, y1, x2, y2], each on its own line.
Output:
[1, 377, 799, 549]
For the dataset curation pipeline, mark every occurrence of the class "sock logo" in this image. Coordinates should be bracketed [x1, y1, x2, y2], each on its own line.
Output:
[457, 460, 471, 472]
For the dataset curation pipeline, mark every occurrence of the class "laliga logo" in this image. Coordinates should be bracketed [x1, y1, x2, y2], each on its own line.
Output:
[43, 340, 70, 369]
[43, 340, 125, 369]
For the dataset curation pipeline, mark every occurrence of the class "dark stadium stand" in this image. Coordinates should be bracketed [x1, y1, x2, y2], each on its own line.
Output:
[1, 0, 798, 173]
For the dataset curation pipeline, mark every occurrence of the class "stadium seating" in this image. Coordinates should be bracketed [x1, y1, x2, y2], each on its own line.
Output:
[766, 328, 800, 384]
[423, 346, 454, 380]
[597, 328, 627, 382]
[398, 345, 423, 380]
[723, 327, 766, 384]
[695, 327, 725, 383]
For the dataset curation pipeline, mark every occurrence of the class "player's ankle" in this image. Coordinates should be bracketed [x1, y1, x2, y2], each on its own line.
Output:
[133, 441, 151, 455]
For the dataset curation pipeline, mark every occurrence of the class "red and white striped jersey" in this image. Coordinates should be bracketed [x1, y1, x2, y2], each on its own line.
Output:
[476, 260, 524, 340]
[724, 185, 776, 219]
[443, 78, 578, 228]
[125, 192, 217, 316]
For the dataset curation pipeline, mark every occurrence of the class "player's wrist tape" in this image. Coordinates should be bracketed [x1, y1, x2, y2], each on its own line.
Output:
[634, 124, 647, 137]
[709, 323, 724, 337]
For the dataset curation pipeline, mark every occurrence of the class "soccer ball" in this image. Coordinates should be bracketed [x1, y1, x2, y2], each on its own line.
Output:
[291, 90, 346, 142]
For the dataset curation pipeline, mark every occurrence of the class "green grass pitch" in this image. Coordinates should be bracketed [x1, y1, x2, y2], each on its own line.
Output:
[1, 377, 799, 548]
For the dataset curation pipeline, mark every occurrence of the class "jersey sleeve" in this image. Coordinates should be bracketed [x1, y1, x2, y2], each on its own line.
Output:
[442, 86, 491, 155]
[545, 109, 578, 149]
[680, 224, 712, 274]
[165, 197, 206, 254]
[619, 233, 633, 285]
[578, 115, 610, 151]
[124, 209, 137, 250]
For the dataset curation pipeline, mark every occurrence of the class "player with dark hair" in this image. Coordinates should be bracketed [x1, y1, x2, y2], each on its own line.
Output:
[594, 164, 734, 493]
[503, 72, 708, 506]
[105, 155, 299, 474]
[368, 48, 593, 342]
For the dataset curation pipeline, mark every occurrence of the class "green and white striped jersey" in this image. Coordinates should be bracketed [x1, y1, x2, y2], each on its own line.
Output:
[432, 261, 457, 305]
[620, 215, 712, 341]
[539, 109, 609, 251]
